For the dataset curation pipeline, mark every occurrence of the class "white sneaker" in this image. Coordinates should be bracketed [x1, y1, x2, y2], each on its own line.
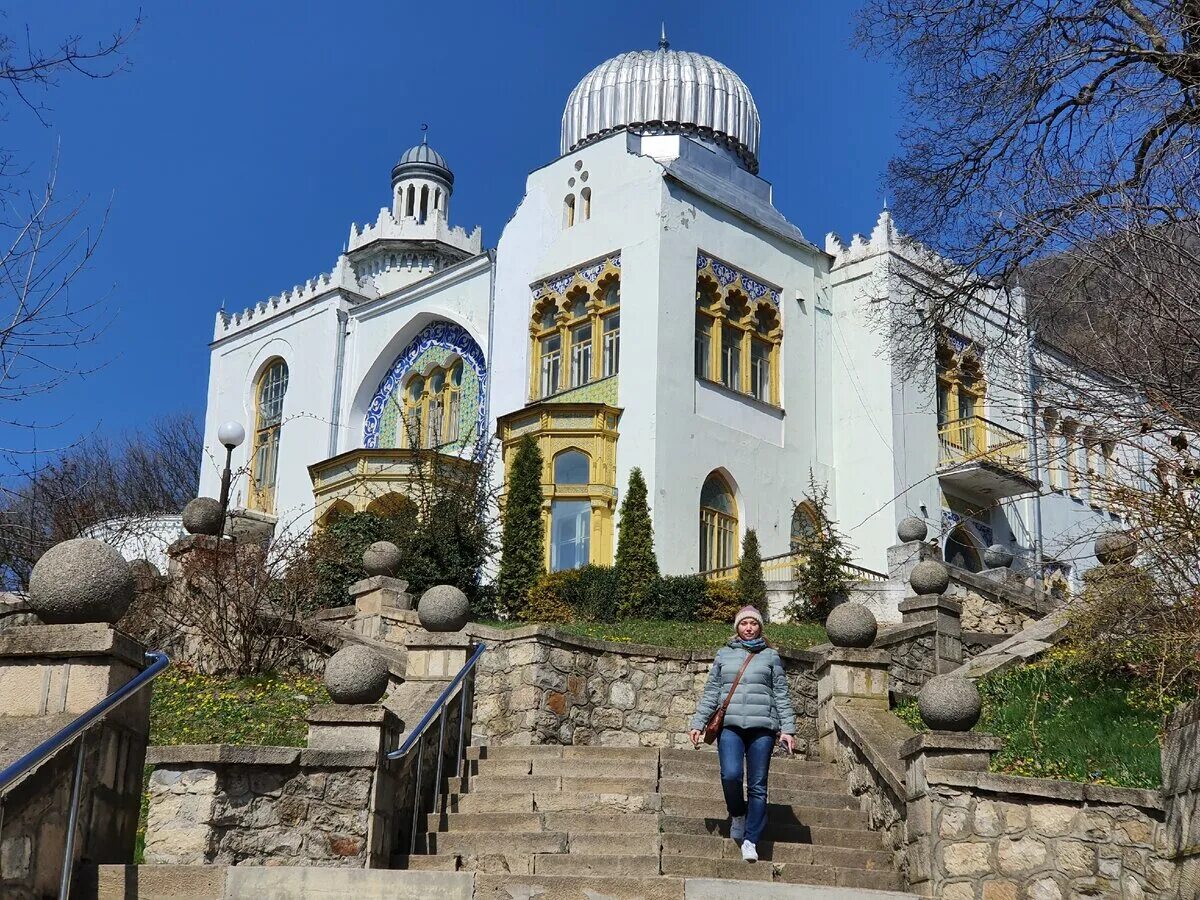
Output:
[741, 839, 758, 862]
[730, 815, 746, 841]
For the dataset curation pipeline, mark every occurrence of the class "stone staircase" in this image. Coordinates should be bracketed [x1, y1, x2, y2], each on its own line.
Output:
[399, 744, 909, 898]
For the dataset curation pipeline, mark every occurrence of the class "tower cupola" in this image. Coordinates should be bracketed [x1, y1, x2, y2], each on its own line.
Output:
[391, 135, 454, 223]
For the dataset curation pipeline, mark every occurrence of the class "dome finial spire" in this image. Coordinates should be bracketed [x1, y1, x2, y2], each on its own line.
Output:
[659, 22, 669, 50]
[420, 122, 428, 144]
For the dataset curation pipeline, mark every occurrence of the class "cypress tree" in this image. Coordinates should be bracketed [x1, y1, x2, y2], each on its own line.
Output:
[737, 528, 768, 612]
[615, 467, 659, 618]
[497, 435, 545, 617]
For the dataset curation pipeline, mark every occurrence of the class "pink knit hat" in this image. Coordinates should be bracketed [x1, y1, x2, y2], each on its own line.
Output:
[734, 606, 764, 629]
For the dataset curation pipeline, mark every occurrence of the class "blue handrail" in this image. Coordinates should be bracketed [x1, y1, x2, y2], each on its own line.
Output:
[0, 649, 170, 791]
[388, 642, 486, 760]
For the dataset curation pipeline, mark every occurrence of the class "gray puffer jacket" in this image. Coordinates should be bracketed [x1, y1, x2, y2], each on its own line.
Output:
[689, 642, 797, 734]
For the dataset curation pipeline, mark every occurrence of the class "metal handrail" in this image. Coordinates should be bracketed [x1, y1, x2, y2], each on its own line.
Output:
[0, 649, 169, 899]
[701, 551, 889, 584]
[386, 642, 486, 856]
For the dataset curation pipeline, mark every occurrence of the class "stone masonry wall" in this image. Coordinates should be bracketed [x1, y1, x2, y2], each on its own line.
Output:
[471, 633, 819, 752]
[961, 592, 1036, 635]
[923, 771, 1174, 899]
[144, 750, 377, 867]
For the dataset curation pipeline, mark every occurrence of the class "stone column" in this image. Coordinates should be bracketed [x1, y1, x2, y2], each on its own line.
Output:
[1162, 699, 1200, 892]
[888, 516, 942, 583]
[899, 559, 962, 675]
[816, 603, 889, 760]
[405, 632, 473, 681]
[1, 538, 150, 898]
[900, 674, 1001, 897]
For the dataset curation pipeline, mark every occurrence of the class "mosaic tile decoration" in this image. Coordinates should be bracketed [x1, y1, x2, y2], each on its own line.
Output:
[363, 321, 487, 453]
[697, 251, 782, 307]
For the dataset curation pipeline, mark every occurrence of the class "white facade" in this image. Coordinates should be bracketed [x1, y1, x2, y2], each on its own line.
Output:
[198, 39, 1126, 611]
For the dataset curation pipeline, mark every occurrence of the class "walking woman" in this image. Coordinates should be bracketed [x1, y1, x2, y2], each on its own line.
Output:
[688, 605, 797, 862]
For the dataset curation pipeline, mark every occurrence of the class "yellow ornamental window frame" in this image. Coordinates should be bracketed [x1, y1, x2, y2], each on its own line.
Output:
[250, 358, 289, 515]
[935, 338, 986, 455]
[694, 272, 781, 407]
[400, 359, 463, 449]
[528, 260, 621, 401]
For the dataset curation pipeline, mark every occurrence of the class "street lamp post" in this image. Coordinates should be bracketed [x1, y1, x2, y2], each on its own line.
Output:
[217, 421, 246, 529]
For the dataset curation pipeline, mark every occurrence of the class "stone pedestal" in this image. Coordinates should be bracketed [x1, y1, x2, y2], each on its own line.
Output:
[900, 731, 1002, 894]
[405, 632, 474, 681]
[898, 594, 963, 674]
[307, 703, 401, 755]
[350, 576, 411, 615]
[887, 539, 941, 583]
[815, 648, 891, 759]
[1163, 700, 1200, 891]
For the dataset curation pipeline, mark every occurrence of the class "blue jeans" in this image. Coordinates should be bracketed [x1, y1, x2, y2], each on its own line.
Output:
[717, 726, 775, 844]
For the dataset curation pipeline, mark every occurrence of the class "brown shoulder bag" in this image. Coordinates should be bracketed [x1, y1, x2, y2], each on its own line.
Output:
[702, 651, 757, 744]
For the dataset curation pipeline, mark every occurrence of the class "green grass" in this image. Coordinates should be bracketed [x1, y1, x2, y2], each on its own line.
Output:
[896, 655, 1168, 788]
[481, 619, 827, 652]
[150, 666, 329, 748]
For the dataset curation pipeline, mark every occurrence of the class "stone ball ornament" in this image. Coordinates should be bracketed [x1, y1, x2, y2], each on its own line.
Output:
[28, 538, 135, 624]
[324, 645, 389, 704]
[182, 497, 224, 536]
[983, 544, 1014, 569]
[1095, 532, 1137, 566]
[825, 602, 878, 649]
[362, 541, 402, 577]
[897, 516, 928, 543]
[918, 674, 982, 732]
[909, 560, 950, 596]
[418, 584, 470, 632]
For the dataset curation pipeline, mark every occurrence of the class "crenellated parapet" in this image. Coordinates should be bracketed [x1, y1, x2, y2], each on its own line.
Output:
[213, 254, 363, 341]
[826, 209, 896, 267]
[348, 207, 482, 257]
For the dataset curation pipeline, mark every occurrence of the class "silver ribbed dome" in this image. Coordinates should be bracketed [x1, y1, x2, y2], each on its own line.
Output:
[392, 137, 454, 187]
[561, 43, 761, 173]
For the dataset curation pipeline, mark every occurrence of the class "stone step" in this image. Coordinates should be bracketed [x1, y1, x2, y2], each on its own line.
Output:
[661, 831, 895, 870]
[660, 855, 775, 882]
[424, 811, 660, 834]
[658, 803, 868, 832]
[660, 766, 849, 796]
[458, 773, 659, 794]
[569, 831, 663, 856]
[391, 854, 459, 871]
[473, 757, 660, 778]
[659, 776, 851, 802]
[467, 745, 661, 763]
[661, 817, 886, 851]
[473, 872, 685, 900]
[660, 791, 858, 818]
[662, 855, 905, 890]
[90, 865, 472, 900]
[775, 862, 906, 892]
[421, 830, 568, 856]
[532, 853, 661, 877]
[444, 789, 662, 814]
[660, 749, 840, 778]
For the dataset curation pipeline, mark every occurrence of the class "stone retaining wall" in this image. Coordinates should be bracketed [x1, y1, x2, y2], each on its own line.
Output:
[917, 769, 1173, 899]
[960, 592, 1036, 635]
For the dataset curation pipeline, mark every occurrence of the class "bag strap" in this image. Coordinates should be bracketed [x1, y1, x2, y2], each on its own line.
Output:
[717, 650, 757, 717]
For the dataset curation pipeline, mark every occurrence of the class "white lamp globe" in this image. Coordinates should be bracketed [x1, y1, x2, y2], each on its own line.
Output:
[217, 421, 246, 449]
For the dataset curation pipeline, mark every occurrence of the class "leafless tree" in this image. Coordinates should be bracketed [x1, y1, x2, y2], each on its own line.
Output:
[0, 14, 140, 442]
[0, 411, 201, 588]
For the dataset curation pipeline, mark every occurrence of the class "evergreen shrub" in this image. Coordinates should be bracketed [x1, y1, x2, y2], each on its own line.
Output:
[737, 529, 767, 610]
[521, 565, 620, 623]
[614, 467, 659, 616]
[699, 580, 743, 623]
[498, 435, 545, 617]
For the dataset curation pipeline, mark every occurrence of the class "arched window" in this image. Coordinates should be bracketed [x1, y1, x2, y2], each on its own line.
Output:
[405, 185, 415, 218]
[551, 449, 591, 571]
[700, 472, 738, 572]
[944, 524, 983, 573]
[580, 186, 592, 221]
[400, 359, 465, 449]
[434, 188, 441, 212]
[419, 185, 429, 223]
[936, 335, 985, 454]
[564, 194, 576, 228]
[251, 358, 289, 514]
[790, 501, 821, 549]
[530, 273, 620, 400]
[321, 499, 353, 528]
[365, 492, 417, 523]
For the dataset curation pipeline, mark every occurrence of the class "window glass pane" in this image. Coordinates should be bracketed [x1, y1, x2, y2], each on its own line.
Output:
[408, 377, 425, 402]
[551, 499, 591, 571]
[541, 306, 557, 330]
[604, 282, 620, 307]
[450, 361, 463, 386]
[571, 323, 592, 387]
[751, 340, 770, 402]
[428, 397, 443, 447]
[602, 313, 620, 377]
[447, 392, 461, 442]
[700, 473, 734, 515]
[571, 296, 588, 319]
[722, 325, 741, 390]
[936, 383, 950, 425]
[430, 370, 445, 394]
[540, 334, 561, 397]
[554, 450, 589, 485]
[258, 361, 288, 427]
[695, 316, 711, 379]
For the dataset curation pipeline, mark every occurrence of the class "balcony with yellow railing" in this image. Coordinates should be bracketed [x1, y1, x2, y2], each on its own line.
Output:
[701, 551, 888, 585]
[937, 415, 1038, 498]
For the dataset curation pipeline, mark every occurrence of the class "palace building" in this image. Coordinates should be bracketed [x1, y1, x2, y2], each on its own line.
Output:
[199, 36, 1133, 619]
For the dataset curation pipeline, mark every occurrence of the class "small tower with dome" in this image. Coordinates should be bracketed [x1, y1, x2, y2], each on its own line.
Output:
[392, 134, 454, 225]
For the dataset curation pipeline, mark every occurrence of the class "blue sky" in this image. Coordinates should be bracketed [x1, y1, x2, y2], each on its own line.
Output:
[9, 1, 900, 460]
